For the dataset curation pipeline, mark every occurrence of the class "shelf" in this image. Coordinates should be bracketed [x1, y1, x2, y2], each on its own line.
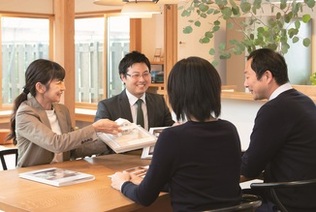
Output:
[149, 83, 164, 88]
[151, 61, 164, 65]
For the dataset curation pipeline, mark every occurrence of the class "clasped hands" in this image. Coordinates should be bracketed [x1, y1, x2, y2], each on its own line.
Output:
[110, 170, 144, 191]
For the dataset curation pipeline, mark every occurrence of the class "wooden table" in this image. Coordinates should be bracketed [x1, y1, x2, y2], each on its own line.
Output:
[0, 154, 172, 212]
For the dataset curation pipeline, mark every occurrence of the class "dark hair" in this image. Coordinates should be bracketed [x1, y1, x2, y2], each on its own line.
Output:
[167, 56, 221, 122]
[247, 48, 289, 85]
[8, 59, 66, 144]
[118, 51, 151, 76]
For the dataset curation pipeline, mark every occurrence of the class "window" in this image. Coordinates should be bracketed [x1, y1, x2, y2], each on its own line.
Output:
[1, 16, 49, 108]
[75, 15, 129, 105]
[0, 14, 130, 112]
[75, 17, 104, 104]
[106, 16, 130, 98]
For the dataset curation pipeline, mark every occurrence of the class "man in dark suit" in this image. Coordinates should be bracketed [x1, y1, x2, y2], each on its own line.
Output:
[95, 51, 174, 130]
[240, 48, 316, 211]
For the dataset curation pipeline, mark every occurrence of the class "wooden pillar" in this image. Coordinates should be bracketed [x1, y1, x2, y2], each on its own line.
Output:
[130, 19, 142, 51]
[163, 4, 178, 99]
[226, 18, 246, 92]
[53, 0, 76, 126]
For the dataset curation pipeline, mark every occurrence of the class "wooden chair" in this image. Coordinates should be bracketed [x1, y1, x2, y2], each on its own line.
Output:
[0, 148, 18, 170]
[251, 178, 316, 212]
[204, 194, 262, 212]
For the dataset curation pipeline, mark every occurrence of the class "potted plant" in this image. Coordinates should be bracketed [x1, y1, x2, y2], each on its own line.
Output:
[179, 0, 315, 64]
[310, 72, 316, 85]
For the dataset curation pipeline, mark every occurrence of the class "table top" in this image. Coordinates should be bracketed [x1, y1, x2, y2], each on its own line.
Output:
[0, 154, 171, 212]
[0, 143, 16, 151]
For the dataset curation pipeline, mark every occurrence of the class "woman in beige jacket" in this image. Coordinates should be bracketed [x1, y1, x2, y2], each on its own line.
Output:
[8, 59, 121, 167]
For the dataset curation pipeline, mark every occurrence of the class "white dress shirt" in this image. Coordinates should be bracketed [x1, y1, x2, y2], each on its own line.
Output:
[125, 89, 149, 130]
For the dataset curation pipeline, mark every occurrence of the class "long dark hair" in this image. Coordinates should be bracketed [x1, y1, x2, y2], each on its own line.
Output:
[8, 59, 65, 144]
[167, 56, 221, 122]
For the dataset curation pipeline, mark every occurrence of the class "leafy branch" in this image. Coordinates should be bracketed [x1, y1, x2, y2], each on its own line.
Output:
[179, 0, 315, 63]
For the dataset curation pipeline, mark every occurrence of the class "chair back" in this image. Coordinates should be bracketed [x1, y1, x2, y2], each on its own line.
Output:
[204, 194, 262, 212]
[251, 179, 316, 212]
[0, 148, 18, 170]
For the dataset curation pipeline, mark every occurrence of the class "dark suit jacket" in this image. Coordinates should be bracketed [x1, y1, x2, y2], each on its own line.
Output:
[241, 89, 316, 211]
[95, 89, 174, 128]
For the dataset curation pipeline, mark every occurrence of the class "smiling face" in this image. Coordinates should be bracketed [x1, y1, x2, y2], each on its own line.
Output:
[44, 79, 65, 103]
[244, 58, 271, 100]
[121, 62, 151, 98]
[36, 78, 66, 109]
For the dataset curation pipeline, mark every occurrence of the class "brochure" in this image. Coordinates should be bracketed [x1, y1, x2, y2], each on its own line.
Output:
[97, 118, 157, 153]
[141, 126, 169, 159]
[19, 167, 95, 187]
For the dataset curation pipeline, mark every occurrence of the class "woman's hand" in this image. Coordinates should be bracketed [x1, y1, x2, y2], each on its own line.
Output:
[110, 171, 131, 191]
[130, 172, 144, 185]
[92, 119, 121, 134]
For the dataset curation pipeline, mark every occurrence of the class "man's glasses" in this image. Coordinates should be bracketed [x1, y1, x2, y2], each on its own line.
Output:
[126, 72, 151, 79]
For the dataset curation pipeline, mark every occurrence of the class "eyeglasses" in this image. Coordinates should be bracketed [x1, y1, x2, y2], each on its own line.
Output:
[126, 72, 151, 79]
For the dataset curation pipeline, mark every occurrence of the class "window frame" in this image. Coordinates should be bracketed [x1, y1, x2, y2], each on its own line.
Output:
[0, 11, 140, 124]
[0, 12, 54, 112]
[74, 12, 138, 110]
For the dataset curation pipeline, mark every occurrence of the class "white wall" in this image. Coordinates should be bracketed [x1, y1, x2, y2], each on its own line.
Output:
[141, 14, 164, 62]
[177, 4, 227, 83]
[221, 99, 265, 151]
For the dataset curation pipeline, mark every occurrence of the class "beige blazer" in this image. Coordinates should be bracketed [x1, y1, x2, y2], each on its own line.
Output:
[16, 94, 108, 167]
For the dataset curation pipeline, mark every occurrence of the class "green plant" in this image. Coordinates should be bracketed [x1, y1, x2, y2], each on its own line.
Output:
[179, 0, 315, 63]
[310, 72, 316, 85]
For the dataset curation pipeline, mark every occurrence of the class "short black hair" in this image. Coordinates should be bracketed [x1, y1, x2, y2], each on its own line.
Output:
[247, 48, 289, 85]
[118, 51, 151, 76]
[167, 56, 221, 122]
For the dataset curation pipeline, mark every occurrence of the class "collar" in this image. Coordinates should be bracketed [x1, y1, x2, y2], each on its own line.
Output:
[269, 82, 292, 101]
[125, 89, 146, 106]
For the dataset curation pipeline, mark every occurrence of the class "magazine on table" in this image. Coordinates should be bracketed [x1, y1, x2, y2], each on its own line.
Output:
[97, 118, 157, 154]
[19, 167, 95, 187]
[141, 126, 169, 159]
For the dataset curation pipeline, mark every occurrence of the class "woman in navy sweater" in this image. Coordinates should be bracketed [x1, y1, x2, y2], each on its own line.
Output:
[111, 56, 242, 211]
